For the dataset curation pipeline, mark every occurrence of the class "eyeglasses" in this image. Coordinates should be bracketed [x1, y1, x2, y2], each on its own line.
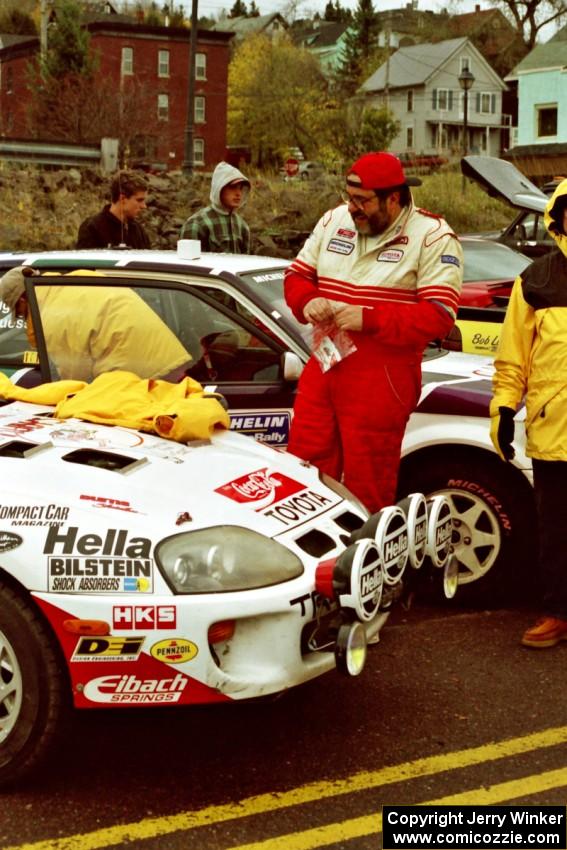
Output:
[340, 190, 378, 210]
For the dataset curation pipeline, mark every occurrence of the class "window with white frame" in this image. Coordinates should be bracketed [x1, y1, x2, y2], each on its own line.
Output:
[432, 88, 453, 111]
[121, 46, 133, 75]
[158, 49, 170, 78]
[406, 126, 414, 148]
[195, 53, 207, 80]
[158, 93, 169, 120]
[407, 89, 413, 112]
[193, 138, 205, 165]
[478, 92, 494, 114]
[537, 105, 557, 137]
[460, 56, 471, 74]
[195, 96, 205, 123]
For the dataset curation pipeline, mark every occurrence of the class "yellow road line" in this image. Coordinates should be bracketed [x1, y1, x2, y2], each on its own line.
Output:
[226, 769, 567, 850]
[5, 725, 567, 850]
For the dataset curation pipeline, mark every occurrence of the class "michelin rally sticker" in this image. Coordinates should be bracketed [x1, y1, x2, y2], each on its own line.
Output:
[45, 525, 153, 593]
[230, 410, 291, 446]
[327, 239, 355, 255]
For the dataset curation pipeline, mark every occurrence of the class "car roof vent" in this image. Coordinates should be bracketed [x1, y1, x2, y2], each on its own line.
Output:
[62, 449, 148, 474]
[294, 529, 335, 558]
[0, 440, 51, 459]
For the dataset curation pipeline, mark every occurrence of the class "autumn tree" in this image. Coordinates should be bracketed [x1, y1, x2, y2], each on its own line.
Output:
[0, 8, 37, 35]
[228, 34, 333, 167]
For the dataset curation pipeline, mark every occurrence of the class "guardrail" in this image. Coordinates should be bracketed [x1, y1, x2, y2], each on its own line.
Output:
[0, 137, 118, 171]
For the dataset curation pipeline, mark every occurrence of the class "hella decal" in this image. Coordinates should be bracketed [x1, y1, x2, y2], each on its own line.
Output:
[113, 605, 177, 630]
[377, 249, 404, 263]
[327, 239, 355, 255]
[45, 526, 153, 593]
[150, 639, 198, 664]
[83, 673, 187, 704]
[0, 531, 23, 552]
[72, 635, 144, 662]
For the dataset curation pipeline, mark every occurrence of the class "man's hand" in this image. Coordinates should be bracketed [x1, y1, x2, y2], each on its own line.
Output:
[490, 406, 516, 462]
[303, 297, 334, 323]
[334, 304, 364, 332]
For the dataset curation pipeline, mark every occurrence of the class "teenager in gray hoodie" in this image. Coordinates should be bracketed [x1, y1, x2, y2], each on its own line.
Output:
[180, 161, 251, 253]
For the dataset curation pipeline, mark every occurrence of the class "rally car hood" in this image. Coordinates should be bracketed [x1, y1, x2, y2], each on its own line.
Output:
[0, 401, 347, 562]
[461, 156, 548, 213]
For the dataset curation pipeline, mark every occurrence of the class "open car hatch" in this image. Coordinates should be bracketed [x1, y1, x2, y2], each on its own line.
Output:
[461, 156, 548, 213]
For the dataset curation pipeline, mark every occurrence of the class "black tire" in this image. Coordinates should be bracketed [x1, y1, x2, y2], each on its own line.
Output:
[0, 580, 69, 787]
[397, 448, 537, 606]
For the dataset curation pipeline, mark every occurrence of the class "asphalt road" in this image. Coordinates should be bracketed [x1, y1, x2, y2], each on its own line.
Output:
[2, 601, 567, 850]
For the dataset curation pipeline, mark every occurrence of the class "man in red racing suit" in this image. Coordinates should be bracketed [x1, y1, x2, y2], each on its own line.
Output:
[284, 151, 463, 512]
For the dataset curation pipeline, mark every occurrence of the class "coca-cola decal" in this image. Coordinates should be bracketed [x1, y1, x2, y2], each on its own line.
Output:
[215, 468, 304, 510]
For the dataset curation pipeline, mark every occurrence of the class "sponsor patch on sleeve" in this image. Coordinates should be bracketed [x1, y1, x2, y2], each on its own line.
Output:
[327, 238, 355, 255]
[441, 254, 460, 267]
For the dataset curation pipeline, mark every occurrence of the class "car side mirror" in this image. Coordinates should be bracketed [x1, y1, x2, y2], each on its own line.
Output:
[514, 224, 527, 242]
[282, 351, 303, 381]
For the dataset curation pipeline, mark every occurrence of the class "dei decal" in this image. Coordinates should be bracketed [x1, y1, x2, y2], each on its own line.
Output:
[45, 526, 153, 593]
[72, 635, 145, 662]
[215, 467, 337, 527]
[230, 410, 291, 446]
[83, 673, 187, 704]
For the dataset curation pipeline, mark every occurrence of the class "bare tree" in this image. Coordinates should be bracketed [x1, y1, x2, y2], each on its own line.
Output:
[487, 0, 566, 49]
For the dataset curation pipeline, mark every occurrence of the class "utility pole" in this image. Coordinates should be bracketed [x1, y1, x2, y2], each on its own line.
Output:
[182, 0, 199, 175]
[40, 0, 49, 59]
[384, 14, 391, 111]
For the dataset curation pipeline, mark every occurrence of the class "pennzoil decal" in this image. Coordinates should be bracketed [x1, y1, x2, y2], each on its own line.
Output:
[0, 531, 22, 552]
[151, 639, 198, 664]
[72, 635, 145, 662]
[327, 239, 355, 255]
[229, 410, 291, 446]
[44, 526, 153, 593]
[0, 503, 70, 527]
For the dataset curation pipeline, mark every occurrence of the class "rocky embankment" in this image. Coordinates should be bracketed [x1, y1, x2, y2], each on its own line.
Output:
[0, 166, 342, 258]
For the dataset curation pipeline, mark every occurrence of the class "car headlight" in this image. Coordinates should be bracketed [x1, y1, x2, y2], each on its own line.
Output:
[319, 472, 370, 518]
[155, 526, 304, 594]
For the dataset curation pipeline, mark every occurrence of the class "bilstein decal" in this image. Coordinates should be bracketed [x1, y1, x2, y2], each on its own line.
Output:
[150, 639, 198, 664]
[44, 526, 153, 593]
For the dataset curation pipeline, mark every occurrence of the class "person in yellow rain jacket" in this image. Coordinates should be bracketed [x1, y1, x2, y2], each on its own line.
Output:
[0, 267, 191, 383]
[490, 178, 567, 649]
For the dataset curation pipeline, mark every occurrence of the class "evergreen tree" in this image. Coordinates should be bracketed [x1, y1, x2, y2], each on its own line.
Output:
[337, 0, 378, 93]
[0, 8, 36, 35]
[229, 0, 248, 18]
[41, 0, 94, 79]
[324, 1, 337, 21]
[248, 0, 260, 16]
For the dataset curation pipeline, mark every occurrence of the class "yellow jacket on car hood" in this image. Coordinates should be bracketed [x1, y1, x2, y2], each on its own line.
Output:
[491, 178, 567, 459]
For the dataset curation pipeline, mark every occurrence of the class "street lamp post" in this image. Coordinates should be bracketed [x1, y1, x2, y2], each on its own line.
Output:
[458, 67, 475, 192]
[182, 0, 199, 175]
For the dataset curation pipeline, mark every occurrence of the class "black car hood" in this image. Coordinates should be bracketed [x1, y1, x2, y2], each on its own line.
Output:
[461, 156, 548, 214]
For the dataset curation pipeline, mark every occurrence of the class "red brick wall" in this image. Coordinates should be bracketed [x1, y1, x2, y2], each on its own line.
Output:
[0, 26, 230, 171]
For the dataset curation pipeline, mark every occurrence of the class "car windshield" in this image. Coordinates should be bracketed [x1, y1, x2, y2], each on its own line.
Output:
[239, 269, 313, 348]
[462, 240, 531, 283]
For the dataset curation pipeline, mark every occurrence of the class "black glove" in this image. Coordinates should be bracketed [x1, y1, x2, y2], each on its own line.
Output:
[490, 406, 515, 461]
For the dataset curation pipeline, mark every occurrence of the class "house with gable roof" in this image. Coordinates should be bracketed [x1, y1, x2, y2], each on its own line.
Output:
[212, 12, 288, 44]
[290, 20, 351, 75]
[503, 24, 567, 180]
[358, 36, 508, 158]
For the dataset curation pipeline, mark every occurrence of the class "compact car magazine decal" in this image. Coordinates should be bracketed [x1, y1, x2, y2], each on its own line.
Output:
[229, 409, 292, 447]
[0, 503, 70, 527]
[44, 525, 154, 593]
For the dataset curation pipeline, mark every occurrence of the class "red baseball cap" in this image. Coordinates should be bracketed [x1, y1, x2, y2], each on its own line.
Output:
[347, 152, 421, 190]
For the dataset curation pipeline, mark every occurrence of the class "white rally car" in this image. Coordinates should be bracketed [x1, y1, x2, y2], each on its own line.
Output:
[0, 256, 458, 787]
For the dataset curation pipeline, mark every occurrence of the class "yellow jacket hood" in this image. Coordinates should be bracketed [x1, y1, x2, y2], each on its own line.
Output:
[544, 178, 567, 257]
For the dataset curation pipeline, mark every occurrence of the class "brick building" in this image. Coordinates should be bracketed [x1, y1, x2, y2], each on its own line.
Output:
[0, 19, 233, 170]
